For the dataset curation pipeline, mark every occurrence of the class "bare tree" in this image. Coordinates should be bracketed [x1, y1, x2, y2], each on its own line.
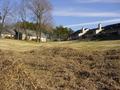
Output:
[0, 0, 11, 38]
[28, 0, 53, 42]
[19, 0, 28, 40]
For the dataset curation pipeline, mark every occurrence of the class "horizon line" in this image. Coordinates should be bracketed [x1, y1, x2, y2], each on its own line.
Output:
[64, 19, 120, 28]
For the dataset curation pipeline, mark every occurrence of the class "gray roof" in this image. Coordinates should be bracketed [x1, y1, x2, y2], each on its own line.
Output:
[1, 29, 15, 35]
[1, 26, 47, 37]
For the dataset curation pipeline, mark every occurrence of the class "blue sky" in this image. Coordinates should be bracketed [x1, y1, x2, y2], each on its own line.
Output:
[0, 0, 120, 30]
[51, 0, 120, 30]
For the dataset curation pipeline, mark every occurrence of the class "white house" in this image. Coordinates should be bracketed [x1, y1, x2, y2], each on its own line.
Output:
[28, 32, 47, 42]
[1, 29, 15, 39]
[78, 24, 103, 37]
[1, 28, 47, 42]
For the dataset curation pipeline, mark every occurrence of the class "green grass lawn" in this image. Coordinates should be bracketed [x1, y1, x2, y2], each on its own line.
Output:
[0, 39, 120, 51]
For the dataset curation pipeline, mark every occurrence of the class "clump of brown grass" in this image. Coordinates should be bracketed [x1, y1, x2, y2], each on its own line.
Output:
[0, 50, 42, 90]
[22, 47, 120, 90]
[0, 47, 120, 90]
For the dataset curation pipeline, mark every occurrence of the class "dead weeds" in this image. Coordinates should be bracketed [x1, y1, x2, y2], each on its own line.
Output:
[0, 47, 120, 90]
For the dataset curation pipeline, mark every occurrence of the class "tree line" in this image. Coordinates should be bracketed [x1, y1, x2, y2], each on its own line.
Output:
[0, 0, 73, 42]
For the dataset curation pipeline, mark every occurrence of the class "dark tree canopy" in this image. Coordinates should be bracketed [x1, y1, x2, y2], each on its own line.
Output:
[53, 26, 74, 41]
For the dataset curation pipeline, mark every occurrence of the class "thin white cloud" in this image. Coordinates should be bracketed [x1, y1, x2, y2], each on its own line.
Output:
[53, 10, 120, 17]
[64, 18, 120, 27]
[76, 0, 120, 3]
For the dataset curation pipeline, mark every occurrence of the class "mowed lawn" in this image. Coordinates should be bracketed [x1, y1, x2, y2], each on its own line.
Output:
[0, 39, 120, 51]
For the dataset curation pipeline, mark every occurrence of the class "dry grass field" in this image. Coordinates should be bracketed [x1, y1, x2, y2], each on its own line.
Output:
[0, 39, 120, 90]
[0, 39, 120, 51]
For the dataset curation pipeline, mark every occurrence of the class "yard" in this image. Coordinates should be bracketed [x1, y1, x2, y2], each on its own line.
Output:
[0, 39, 120, 51]
[0, 39, 120, 90]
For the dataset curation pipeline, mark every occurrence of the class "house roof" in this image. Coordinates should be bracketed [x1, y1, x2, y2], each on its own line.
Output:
[71, 23, 120, 37]
[1, 28, 47, 38]
[70, 28, 88, 36]
[1, 28, 15, 35]
[103, 23, 120, 30]
[84, 28, 96, 35]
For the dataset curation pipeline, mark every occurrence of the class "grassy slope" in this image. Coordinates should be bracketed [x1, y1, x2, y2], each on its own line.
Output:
[0, 39, 120, 51]
[0, 39, 120, 90]
[0, 39, 40, 51]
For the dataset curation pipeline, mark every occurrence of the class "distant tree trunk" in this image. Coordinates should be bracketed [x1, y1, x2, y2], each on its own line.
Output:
[36, 32, 39, 42]
[24, 29, 28, 40]
[35, 22, 39, 42]
[38, 17, 42, 42]
[18, 28, 20, 40]
[0, 25, 3, 38]
[0, 32, 2, 38]
[23, 22, 28, 40]
[0, 0, 11, 38]
[19, 0, 28, 40]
